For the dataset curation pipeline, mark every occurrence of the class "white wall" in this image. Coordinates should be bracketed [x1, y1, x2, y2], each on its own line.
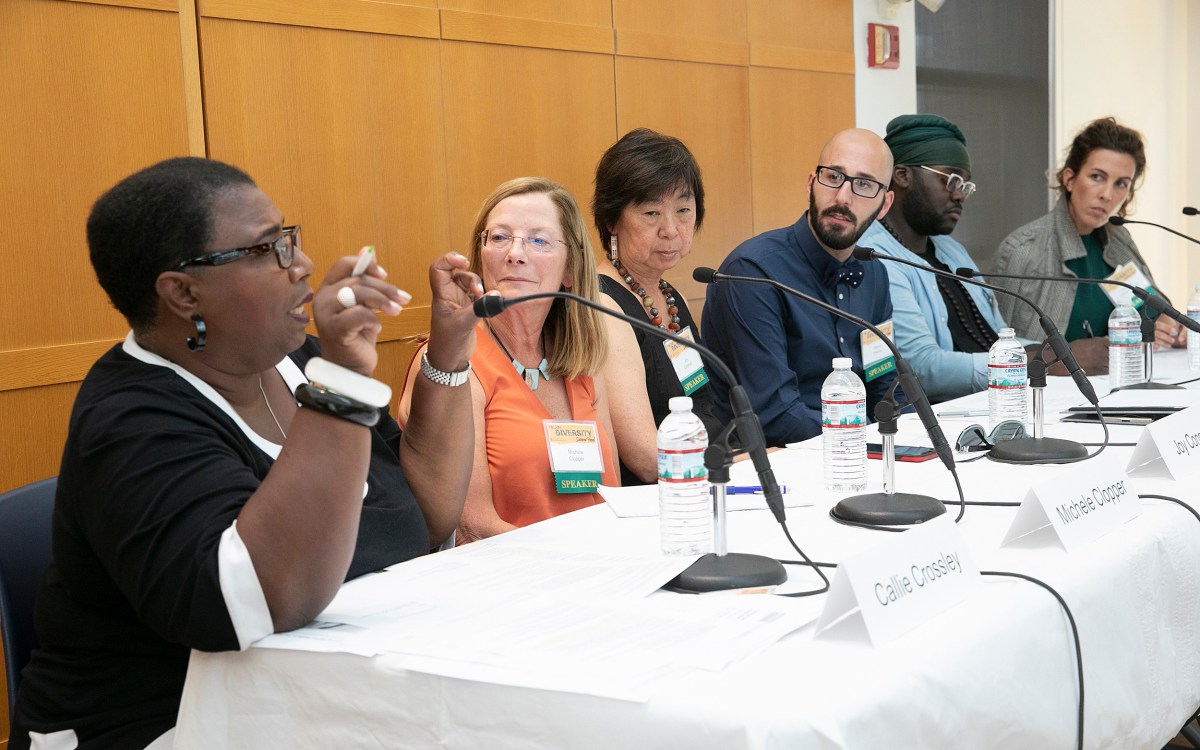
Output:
[852, 0, 917, 137]
[1055, 0, 1196, 304]
[851, 0, 1197, 304]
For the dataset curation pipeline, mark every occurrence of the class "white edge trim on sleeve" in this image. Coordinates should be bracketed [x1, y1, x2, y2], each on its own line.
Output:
[218, 520, 274, 649]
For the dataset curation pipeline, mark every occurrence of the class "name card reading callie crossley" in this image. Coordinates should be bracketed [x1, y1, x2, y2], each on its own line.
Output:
[1126, 404, 1200, 481]
[814, 514, 979, 646]
[1001, 461, 1141, 552]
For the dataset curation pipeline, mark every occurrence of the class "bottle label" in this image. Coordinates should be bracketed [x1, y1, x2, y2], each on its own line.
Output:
[1108, 325, 1141, 346]
[658, 447, 708, 483]
[822, 399, 866, 428]
[988, 364, 1027, 388]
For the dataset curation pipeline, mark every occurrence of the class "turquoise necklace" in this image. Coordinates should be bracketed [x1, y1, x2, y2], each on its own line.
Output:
[488, 324, 552, 391]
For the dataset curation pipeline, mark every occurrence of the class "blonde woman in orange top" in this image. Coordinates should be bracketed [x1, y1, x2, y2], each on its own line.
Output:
[400, 177, 632, 542]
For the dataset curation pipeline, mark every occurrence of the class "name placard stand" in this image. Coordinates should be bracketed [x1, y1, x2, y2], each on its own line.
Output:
[1001, 463, 1141, 551]
[1126, 405, 1200, 480]
[815, 515, 979, 646]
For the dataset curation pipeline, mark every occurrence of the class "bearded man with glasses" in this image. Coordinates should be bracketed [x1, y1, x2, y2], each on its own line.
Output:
[703, 128, 901, 447]
[859, 114, 1109, 403]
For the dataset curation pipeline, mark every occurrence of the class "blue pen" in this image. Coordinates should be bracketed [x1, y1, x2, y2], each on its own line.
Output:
[726, 485, 788, 495]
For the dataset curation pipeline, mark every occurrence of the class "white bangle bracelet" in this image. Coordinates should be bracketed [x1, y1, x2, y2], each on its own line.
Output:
[303, 357, 392, 408]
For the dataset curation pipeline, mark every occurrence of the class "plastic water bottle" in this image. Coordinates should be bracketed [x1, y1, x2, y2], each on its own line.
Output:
[1188, 283, 1200, 371]
[821, 357, 867, 492]
[1108, 303, 1144, 388]
[657, 396, 711, 555]
[987, 327, 1028, 428]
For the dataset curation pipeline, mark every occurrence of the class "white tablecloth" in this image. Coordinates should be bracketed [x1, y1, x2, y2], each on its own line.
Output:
[173, 350, 1200, 749]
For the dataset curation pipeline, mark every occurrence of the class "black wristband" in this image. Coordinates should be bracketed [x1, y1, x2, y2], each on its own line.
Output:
[294, 383, 381, 428]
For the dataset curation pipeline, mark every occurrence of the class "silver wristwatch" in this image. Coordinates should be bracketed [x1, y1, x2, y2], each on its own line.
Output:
[420, 351, 471, 387]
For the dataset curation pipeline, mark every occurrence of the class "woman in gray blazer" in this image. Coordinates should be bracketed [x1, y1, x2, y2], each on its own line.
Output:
[992, 117, 1183, 349]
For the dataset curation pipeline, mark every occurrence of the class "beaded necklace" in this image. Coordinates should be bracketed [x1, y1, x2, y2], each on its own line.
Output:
[487, 323, 552, 390]
[879, 218, 996, 351]
[610, 257, 681, 332]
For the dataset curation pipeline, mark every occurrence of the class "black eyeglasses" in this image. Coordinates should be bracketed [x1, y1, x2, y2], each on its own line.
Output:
[176, 225, 301, 271]
[815, 166, 887, 199]
[955, 420, 1028, 452]
[918, 166, 977, 200]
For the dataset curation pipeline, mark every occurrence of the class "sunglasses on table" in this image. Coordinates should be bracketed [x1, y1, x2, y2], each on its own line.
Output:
[954, 420, 1028, 453]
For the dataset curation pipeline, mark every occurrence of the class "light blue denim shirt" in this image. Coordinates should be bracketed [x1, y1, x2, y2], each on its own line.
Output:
[859, 220, 1011, 403]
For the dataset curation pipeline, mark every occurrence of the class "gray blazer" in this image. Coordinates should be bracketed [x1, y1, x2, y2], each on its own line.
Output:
[990, 198, 1156, 341]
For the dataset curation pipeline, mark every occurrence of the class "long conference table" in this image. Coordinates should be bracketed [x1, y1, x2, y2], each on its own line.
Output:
[173, 350, 1200, 749]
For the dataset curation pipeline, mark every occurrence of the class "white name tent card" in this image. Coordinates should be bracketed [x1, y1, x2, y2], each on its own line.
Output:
[814, 515, 978, 646]
[1126, 405, 1200, 480]
[1001, 462, 1141, 552]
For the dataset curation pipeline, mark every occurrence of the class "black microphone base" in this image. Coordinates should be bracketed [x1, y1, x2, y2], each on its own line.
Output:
[830, 492, 946, 527]
[987, 436, 1087, 464]
[1112, 381, 1184, 390]
[665, 552, 787, 593]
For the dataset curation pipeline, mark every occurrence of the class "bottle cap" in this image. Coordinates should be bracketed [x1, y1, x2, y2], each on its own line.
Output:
[831, 357, 852, 369]
[668, 396, 693, 412]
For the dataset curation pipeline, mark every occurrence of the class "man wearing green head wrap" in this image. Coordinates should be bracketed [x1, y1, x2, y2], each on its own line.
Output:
[859, 114, 1108, 402]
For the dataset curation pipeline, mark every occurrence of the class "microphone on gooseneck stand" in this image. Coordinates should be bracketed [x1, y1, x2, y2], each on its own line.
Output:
[854, 248, 1101, 465]
[474, 291, 787, 592]
[1108, 215, 1200, 246]
[957, 267, 1196, 390]
[693, 266, 958, 529]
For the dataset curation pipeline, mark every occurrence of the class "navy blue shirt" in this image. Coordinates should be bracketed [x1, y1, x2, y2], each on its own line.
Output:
[702, 213, 899, 446]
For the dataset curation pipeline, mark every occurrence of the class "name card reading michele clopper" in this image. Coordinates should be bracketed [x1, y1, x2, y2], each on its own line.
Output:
[1001, 462, 1141, 552]
[1126, 405, 1200, 481]
[814, 515, 978, 646]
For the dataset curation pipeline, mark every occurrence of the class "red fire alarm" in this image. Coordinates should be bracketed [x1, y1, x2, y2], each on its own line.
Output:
[867, 23, 900, 68]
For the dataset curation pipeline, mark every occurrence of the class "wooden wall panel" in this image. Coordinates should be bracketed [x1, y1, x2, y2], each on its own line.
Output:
[201, 15, 454, 398]
[749, 67, 855, 234]
[613, 0, 748, 66]
[0, 0, 194, 352]
[614, 57, 753, 310]
[0, 0, 856, 503]
[439, 0, 611, 28]
[613, 0, 747, 45]
[201, 17, 452, 312]
[440, 41, 617, 249]
[0, 0, 196, 504]
[746, 0, 854, 54]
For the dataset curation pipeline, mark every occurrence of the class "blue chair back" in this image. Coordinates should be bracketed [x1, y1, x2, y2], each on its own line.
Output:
[0, 477, 56, 720]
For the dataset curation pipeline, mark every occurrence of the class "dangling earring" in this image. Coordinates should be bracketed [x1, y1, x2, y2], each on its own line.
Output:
[608, 235, 618, 263]
[186, 314, 206, 352]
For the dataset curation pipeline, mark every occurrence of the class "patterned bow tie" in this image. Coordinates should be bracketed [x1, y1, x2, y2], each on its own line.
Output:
[825, 259, 865, 289]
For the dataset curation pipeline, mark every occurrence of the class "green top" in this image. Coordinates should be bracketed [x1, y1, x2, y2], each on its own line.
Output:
[1063, 232, 1114, 341]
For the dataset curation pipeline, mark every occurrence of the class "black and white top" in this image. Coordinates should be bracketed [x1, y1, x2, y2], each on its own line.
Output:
[12, 334, 429, 750]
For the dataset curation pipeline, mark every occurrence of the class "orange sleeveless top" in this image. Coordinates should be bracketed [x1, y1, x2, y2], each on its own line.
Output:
[472, 324, 619, 527]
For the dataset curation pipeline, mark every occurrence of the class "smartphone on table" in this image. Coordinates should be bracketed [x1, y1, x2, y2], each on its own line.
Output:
[865, 443, 938, 462]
